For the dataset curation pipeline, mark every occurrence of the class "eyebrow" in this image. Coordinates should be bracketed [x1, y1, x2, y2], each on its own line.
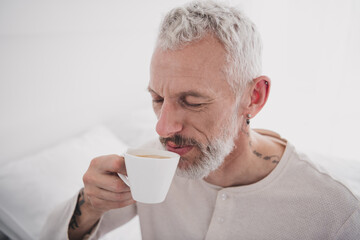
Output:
[147, 86, 157, 95]
[147, 87, 211, 100]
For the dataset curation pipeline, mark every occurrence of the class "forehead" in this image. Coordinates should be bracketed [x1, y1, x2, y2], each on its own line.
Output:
[149, 35, 232, 96]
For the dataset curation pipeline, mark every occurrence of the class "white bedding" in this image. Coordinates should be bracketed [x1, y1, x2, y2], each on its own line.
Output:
[0, 126, 141, 240]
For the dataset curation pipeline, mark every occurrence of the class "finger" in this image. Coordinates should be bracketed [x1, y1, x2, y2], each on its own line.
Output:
[83, 170, 130, 193]
[88, 195, 135, 211]
[86, 184, 133, 202]
[90, 154, 126, 174]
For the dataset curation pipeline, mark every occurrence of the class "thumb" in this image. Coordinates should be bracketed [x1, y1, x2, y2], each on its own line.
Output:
[116, 155, 127, 175]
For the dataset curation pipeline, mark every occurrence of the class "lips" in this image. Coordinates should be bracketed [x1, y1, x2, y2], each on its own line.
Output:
[166, 141, 193, 156]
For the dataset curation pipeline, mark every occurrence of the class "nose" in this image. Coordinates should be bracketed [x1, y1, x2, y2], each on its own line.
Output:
[156, 101, 183, 138]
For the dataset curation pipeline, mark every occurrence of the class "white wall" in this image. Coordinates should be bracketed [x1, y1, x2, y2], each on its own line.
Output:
[1, 0, 359, 164]
[246, 0, 360, 160]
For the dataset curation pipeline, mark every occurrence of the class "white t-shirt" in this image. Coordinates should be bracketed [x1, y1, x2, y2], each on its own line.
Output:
[41, 130, 360, 240]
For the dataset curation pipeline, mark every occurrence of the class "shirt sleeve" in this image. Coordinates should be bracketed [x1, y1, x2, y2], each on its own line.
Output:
[39, 189, 137, 240]
[87, 205, 137, 240]
[40, 191, 79, 240]
[335, 207, 360, 240]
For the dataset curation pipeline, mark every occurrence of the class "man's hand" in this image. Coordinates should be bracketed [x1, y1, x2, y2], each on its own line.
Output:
[68, 155, 135, 240]
[83, 154, 134, 212]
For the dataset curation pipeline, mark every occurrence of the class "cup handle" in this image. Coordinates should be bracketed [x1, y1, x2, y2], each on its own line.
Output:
[117, 173, 130, 187]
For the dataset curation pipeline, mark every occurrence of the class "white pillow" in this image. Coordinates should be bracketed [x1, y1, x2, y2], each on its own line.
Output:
[0, 126, 129, 239]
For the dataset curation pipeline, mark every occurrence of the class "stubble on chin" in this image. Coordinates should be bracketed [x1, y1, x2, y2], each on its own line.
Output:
[174, 147, 207, 179]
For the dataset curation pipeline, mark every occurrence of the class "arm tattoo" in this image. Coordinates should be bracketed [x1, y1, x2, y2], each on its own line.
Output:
[69, 188, 85, 230]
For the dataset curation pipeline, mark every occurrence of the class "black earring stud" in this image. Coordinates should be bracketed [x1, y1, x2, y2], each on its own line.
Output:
[246, 114, 251, 125]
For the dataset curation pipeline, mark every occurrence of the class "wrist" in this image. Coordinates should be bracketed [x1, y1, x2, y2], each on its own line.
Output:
[68, 188, 103, 240]
[81, 189, 104, 221]
[82, 198, 104, 221]
[69, 189, 102, 232]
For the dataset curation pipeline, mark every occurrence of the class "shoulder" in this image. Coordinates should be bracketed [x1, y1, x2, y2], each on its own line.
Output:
[284, 145, 360, 222]
[267, 143, 360, 236]
[289, 148, 359, 201]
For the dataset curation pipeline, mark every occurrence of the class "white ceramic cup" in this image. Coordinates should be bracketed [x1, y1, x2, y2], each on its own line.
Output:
[118, 148, 180, 204]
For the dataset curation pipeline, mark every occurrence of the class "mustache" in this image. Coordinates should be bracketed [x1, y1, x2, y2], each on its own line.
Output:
[159, 134, 200, 147]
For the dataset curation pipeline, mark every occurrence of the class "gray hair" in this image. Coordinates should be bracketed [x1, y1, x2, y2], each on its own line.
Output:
[156, 0, 262, 94]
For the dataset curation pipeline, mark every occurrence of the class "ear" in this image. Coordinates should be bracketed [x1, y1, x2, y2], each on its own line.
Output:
[246, 76, 271, 118]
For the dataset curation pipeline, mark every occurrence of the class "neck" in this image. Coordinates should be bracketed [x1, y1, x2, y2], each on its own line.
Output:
[203, 128, 284, 188]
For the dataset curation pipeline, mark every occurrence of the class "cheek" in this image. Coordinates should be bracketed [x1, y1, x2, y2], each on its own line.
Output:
[199, 107, 234, 137]
[186, 111, 220, 140]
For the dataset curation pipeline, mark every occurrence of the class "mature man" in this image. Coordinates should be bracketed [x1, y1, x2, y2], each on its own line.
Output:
[41, 1, 360, 239]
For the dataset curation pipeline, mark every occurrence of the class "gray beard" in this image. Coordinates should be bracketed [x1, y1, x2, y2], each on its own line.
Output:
[175, 136, 236, 179]
[176, 113, 239, 179]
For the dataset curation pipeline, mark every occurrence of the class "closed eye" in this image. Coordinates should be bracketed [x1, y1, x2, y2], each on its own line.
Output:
[179, 96, 203, 108]
[183, 101, 202, 107]
[152, 98, 164, 104]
